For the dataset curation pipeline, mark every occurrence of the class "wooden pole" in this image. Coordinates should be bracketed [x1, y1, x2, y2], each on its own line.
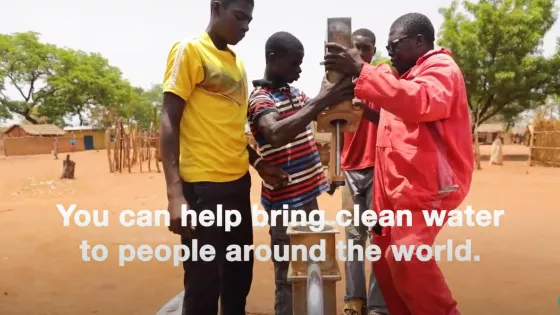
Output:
[106, 128, 113, 172]
[147, 132, 152, 172]
[127, 120, 133, 169]
[474, 104, 482, 170]
[140, 130, 145, 163]
[152, 105, 161, 172]
[137, 130, 141, 164]
[126, 125, 132, 173]
[116, 121, 120, 172]
[119, 120, 124, 172]
[114, 118, 121, 172]
[528, 125, 535, 166]
[149, 114, 160, 173]
[123, 125, 127, 170]
[133, 124, 139, 165]
[155, 135, 161, 173]
[130, 125, 134, 165]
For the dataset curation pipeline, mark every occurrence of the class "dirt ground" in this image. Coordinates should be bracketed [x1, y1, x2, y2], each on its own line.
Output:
[0, 145, 559, 315]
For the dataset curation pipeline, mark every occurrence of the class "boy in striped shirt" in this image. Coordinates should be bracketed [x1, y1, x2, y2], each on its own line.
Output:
[248, 31, 355, 315]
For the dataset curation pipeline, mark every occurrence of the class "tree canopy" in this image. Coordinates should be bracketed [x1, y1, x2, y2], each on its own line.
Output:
[0, 31, 162, 128]
[4, 3, 560, 130]
[371, 51, 392, 66]
[438, 0, 560, 127]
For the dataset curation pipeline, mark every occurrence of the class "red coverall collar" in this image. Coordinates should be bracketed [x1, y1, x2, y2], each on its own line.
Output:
[417, 48, 452, 64]
[399, 48, 452, 78]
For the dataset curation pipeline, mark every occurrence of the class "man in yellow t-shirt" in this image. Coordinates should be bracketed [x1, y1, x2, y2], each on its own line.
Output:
[159, 0, 289, 314]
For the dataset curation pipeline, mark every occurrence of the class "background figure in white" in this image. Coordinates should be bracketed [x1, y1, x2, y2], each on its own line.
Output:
[489, 134, 503, 165]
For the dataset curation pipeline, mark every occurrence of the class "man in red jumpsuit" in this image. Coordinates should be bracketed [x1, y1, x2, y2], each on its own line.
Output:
[323, 13, 474, 315]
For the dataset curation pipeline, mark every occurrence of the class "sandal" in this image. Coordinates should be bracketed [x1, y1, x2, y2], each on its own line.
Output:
[343, 300, 366, 315]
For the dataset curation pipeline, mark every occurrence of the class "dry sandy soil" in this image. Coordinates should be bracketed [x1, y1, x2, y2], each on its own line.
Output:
[0, 145, 559, 315]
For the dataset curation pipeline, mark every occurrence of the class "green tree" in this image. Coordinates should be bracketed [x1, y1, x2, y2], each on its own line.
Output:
[438, 0, 560, 128]
[142, 83, 163, 127]
[39, 48, 134, 125]
[140, 83, 163, 108]
[0, 63, 8, 120]
[371, 50, 392, 66]
[0, 32, 59, 123]
[0, 31, 137, 126]
[87, 83, 163, 130]
[121, 87, 153, 130]
[123, 83, 163, 130]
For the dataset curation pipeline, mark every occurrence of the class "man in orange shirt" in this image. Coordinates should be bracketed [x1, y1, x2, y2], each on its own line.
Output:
[338, 28, 387, 315]
[324, 13, 474, 315]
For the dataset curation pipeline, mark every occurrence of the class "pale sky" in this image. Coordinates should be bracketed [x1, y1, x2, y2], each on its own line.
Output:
[1, 0, 559, 126]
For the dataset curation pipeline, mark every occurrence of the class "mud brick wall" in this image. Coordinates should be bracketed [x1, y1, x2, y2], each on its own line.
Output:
[3, 136, 84, 156]
[71, 130, 106, 150]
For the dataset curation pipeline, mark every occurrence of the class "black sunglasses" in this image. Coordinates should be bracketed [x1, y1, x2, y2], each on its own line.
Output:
[386, 34, 416, 54]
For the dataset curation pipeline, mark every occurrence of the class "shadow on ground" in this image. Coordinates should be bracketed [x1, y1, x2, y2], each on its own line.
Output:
[479, 153, 529, 162]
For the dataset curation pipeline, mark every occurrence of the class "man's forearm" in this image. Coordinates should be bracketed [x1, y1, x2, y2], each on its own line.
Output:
[160, 93, 186, 200]
[362, 107, 380, 124]
[263, 98, 324, 147]
[354, 62, 453, 122]
[160, 125, 183, 199]
[247, 144, 260, 166]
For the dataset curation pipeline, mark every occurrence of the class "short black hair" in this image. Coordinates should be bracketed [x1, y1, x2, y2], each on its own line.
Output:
[352, 28, 376, 44]
[213, 0, 254, 8]
[265, 31, 304, 57]
[391, 13, 435, 44]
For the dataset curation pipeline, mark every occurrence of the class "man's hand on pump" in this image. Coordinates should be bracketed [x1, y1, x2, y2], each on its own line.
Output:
[315, 75, 356, 110]
[353, 98, 380, 124]
[326, 182, 339, 195]
[322, 42, 365, 77]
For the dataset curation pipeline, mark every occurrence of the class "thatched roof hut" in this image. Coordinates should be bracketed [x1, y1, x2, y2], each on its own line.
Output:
[476, 123, 505, 134]
[3, 124, 66, 137]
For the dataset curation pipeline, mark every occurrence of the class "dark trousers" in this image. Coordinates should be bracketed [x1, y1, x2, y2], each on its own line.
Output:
[181, 172, 254, 315]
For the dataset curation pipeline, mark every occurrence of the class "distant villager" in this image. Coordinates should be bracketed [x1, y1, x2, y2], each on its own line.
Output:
[489, 135, 503, 165]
